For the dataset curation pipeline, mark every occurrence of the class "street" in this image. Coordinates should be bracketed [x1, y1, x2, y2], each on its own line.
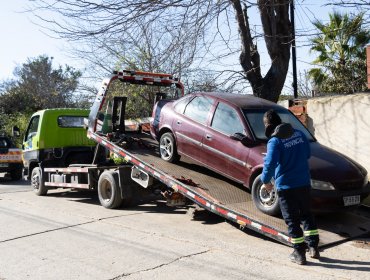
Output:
[0, 176, 369, 280]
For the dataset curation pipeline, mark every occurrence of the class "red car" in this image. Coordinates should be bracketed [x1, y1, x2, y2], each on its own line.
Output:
[150, 92, 370, 216]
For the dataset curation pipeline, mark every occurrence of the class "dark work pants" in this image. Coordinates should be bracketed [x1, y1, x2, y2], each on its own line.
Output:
[278, 187, 319, 250]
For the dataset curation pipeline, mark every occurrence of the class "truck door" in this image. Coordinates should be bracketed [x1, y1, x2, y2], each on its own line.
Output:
[23, 115, 40, 152]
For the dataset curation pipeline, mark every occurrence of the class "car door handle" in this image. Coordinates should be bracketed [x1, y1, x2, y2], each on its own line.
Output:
[176, 120, 182, 125]
[205, 134, 212, 140]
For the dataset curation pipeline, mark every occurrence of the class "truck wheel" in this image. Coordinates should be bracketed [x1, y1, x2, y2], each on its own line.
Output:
[10, 168, 23, 181]
[159, 132, 180, 163]
[98, 170, 123, 209]
[251, 174, 280, 216]
[31, 167, 48, 196]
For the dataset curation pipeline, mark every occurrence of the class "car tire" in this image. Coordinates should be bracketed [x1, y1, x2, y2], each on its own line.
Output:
[251, 174, 280, 216]
[98, 170, 123, 209]
[31, 167, 48, 196]
[159, 132, 180, 163]
[10, 168, 23, 181]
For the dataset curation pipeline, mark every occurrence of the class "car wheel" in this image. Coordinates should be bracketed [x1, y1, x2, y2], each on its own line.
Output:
[31, 167, 48, 196]
[251, 174, 280, 216]
[159, 132, 180, 163]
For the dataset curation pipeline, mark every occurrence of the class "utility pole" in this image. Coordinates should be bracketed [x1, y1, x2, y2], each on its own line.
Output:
[290, 0, 298, 98]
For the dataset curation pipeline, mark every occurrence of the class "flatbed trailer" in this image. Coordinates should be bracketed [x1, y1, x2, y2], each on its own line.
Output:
[32, 70, 370, 248]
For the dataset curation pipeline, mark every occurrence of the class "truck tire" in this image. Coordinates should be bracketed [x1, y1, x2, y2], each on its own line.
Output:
[98, 170, 123, 209]
[31, 167, 48, 196]
[10, 168, 23, 181]
[251, 174, 280, 216]
[159, 132, 180, 163]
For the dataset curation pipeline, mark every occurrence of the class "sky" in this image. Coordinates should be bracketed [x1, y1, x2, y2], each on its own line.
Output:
[0, 1, 360, 90]
[0, 0, 79, 81]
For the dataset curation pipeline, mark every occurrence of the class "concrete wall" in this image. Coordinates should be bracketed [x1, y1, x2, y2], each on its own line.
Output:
[306, 93, 370, 173]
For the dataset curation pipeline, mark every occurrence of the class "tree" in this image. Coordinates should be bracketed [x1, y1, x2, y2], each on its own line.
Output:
[327, 1, 370, 25]
[29, 0, 294, 102]
[308, 12, 370, 94]
[0, 112, 30, 147]
[0, 55, 82, 114]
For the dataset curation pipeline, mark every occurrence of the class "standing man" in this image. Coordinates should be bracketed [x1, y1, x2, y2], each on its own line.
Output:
[261, 109, 320, 265]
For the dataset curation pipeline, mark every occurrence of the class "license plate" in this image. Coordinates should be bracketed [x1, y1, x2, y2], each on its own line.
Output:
[0, 163, 8, 167]
[343, 195, 360, 206]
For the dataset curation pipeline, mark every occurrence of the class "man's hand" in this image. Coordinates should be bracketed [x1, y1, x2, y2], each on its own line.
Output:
[263, 183, 274, 193]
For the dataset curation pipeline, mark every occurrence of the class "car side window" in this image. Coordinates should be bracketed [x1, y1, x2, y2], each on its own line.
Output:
[174, 95, 193, 114]
[183, 96, 213, 124]
[211, 102, 244, 135]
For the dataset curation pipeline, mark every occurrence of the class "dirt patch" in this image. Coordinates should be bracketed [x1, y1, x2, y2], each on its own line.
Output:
[351, 238, 370, 249]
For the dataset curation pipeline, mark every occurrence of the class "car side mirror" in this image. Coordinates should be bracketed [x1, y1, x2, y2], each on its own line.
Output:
[230, 132, 254, 147]
[12, 126, 20, 137]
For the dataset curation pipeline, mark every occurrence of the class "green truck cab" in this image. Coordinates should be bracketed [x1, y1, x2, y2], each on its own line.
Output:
[22, 108, 96, 179]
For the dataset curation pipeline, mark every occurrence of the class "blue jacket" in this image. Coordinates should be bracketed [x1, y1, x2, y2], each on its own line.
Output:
[261, 123, 311, 190]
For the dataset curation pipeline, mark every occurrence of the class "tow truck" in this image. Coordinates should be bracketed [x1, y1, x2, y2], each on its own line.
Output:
[28, 70, 370, 248]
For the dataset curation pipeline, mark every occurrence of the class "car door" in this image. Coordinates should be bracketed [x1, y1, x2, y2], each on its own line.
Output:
[173, 95, 214, 163]
[202, 101, 251, 184]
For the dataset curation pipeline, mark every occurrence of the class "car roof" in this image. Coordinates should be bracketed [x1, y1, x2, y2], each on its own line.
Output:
[193, 92, 283, 110]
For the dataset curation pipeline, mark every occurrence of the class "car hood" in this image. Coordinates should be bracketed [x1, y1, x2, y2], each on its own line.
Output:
[309, 142, 367, 190]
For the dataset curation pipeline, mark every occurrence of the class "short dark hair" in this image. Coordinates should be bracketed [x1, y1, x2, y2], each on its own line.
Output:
[263, 109, 282, 127]
[263, 110, 282, 138]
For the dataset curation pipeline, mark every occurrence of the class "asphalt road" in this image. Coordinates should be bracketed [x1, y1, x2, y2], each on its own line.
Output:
[0, 176, 369, 280]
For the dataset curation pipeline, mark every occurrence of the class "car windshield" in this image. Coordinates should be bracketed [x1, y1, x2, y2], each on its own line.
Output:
[243, 109, 315, 142]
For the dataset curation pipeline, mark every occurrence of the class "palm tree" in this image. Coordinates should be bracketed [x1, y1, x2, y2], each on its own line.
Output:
[309, 12, 370, 94]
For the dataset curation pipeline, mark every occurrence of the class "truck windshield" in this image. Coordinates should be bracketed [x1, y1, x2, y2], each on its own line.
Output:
[243, 109, 315, 142]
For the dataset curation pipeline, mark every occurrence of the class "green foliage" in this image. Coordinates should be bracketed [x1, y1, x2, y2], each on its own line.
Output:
[106, 79, 179, 119]
[110, 153, 128, 165]
[0, 55, 82, 114]
[0, 55, 83, 147]
[0, 112, 31, 147]
[309, 12, 370, 94]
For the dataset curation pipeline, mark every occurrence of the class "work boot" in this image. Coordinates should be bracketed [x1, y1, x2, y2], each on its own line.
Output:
[289, 248, 307, 265]
[308, 246, 320, 259]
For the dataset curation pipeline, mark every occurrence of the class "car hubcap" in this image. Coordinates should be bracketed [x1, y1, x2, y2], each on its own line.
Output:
[259, 184, 276, 206]
[160, 137, 173, 160]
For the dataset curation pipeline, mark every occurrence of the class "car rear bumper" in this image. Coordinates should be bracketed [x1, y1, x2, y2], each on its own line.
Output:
[0, 162, 23, 173]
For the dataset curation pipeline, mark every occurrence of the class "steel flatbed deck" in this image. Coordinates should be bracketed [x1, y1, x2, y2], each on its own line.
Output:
[89, 131, 370, 248]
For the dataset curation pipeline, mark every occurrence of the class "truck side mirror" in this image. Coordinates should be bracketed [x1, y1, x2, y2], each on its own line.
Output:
[230, 132, 255, 147]
[12, 126, 20, 137]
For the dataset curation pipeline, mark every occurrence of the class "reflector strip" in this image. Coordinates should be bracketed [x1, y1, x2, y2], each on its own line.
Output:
[44, 167, 89, 173]
[0, 149, 22, 162]
[45, 182, 90, 189]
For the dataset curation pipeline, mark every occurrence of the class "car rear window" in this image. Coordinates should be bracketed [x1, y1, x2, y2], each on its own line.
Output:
[0, 137, 14, 148]
[57, 116, 86, 128]
[243, 109, 314, 141]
